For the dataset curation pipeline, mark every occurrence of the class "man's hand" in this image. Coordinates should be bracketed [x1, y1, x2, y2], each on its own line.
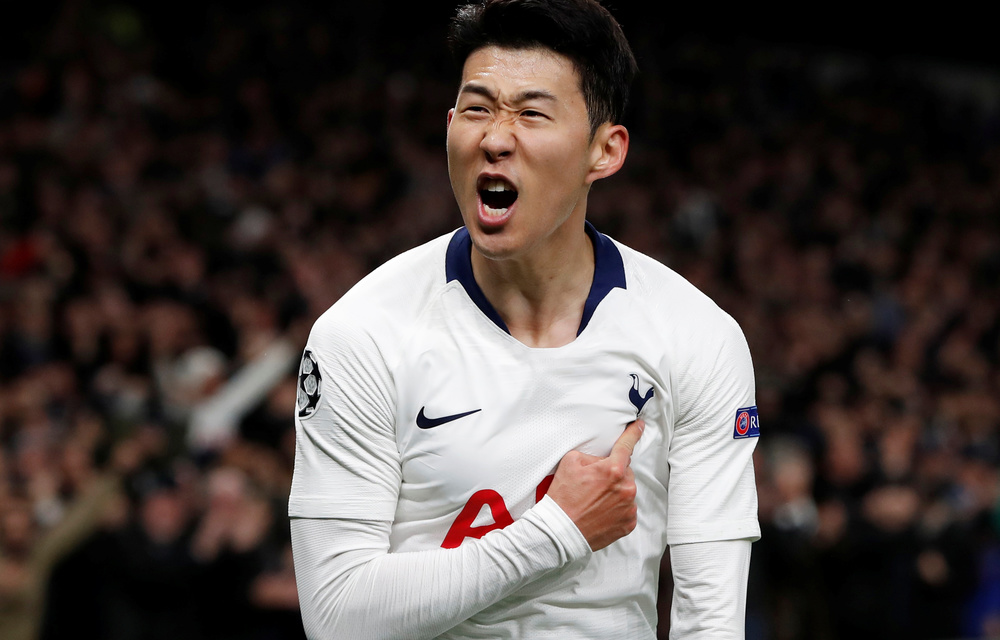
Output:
[546, 420, 644, 551]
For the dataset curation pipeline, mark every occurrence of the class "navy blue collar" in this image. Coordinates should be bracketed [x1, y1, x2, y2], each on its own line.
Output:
[445, 221, 626, 337]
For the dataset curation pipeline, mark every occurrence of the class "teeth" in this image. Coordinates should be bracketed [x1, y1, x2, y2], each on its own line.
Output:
[483, 179, 512, 192]
[479, 177, 515, 217]
[483, 204, 507, 216]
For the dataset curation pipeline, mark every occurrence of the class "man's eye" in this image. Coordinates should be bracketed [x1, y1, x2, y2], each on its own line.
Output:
[465, 106, 489, 114]
[522, 110, 545, 118]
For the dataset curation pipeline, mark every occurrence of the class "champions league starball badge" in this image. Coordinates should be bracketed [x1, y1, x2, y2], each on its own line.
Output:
[297, 349, 322, 418]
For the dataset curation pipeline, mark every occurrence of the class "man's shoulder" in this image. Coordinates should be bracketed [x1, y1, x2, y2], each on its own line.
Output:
[310, 231, 456, 340]
[608, 238, 746, 360]
[612, 239, 753, 400]
[616, 241, 729, 320]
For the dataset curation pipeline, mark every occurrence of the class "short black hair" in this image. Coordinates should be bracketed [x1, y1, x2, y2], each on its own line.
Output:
[448, 0, 638, 136]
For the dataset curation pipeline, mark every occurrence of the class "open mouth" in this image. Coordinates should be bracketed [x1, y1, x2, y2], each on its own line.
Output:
[478, 178, 518, 215]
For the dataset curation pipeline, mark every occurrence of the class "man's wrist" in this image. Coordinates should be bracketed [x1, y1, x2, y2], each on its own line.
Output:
[524, 494, 593, 563]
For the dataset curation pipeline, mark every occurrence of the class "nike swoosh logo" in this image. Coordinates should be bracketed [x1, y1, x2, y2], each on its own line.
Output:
[416, 407, 482, 429]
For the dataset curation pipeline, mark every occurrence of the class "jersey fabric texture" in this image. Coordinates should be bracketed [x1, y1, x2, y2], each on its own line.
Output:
[289, 223, 760, 638]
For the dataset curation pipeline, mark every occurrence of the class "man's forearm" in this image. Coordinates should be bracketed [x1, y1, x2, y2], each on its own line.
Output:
[669, 538, 752, 639]
[291, 496, 590, 640]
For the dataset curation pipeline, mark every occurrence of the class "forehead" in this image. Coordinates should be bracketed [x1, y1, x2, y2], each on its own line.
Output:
[460, 45, 583, 100]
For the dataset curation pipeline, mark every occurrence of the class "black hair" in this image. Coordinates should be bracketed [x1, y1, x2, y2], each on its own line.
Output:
[448, 0, 638, 136]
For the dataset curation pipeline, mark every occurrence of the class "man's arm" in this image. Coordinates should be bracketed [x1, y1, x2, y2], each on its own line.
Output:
[291, 496, 585, 640]
[665, 310, 760, 639]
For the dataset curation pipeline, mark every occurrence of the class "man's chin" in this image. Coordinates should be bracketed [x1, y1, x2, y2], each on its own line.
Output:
[468, 227, 522, 261]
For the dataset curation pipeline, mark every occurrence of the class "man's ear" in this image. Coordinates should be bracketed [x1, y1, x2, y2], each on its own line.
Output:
[586, 123, 629, 184]
[447, 108, 455, 129]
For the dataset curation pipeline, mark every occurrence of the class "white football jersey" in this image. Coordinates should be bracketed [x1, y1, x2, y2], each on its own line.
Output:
[289, 223, 760, 639]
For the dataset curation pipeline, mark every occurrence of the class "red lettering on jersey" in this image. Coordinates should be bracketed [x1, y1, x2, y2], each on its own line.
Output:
[535, 474, 554, 503]
[441, 489, 514, 549]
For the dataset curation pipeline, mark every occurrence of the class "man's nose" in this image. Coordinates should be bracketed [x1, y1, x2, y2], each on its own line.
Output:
[480, 119, 515, 161]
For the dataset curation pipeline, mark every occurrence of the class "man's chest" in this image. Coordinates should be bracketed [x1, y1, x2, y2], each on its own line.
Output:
[388, 324, 670, 550]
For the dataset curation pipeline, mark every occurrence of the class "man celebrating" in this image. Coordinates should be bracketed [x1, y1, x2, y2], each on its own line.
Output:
[289, 1, 760, 638]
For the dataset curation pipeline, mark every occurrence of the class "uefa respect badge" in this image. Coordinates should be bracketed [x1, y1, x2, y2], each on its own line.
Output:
[733, 406, 760, 439]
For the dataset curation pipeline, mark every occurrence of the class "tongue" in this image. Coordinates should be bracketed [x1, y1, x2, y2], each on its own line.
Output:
[481, 189, 517, 209]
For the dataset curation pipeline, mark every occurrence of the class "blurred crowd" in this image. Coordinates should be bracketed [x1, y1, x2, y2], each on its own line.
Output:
[1, 2, 999, 640]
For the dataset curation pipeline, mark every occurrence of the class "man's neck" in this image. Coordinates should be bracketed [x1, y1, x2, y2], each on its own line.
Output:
[470, 226, 595, 349]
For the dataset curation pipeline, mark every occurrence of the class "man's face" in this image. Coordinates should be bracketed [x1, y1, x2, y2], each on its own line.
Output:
[447, 46, 604, 261]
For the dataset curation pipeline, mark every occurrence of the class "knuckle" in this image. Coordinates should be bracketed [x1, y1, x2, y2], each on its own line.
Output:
[617, 520, 636, 538]
[606, 464, 626, 483]
[559, 451, 581, 467]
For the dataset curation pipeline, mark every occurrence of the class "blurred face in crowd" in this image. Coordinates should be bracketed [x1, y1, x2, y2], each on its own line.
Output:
[141, 489, 189, 545]
[0, 501, 34, 554]
[446, 45, 627, 262]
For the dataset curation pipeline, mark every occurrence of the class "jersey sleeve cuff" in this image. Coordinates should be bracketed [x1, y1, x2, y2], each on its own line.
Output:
[524, 494, 592, 563]
[667, 518, 761, 546]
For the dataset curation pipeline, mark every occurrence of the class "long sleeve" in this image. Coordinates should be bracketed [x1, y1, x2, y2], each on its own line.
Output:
[668, 538, 752, 639]
[290, 495, 591, 640]
[658, 294, 759, 637]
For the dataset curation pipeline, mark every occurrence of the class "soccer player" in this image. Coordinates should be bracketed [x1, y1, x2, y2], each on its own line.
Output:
[289, 0, 760, 638]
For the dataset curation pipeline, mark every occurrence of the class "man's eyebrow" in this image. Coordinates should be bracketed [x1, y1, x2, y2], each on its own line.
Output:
[515, 89, 557, 103]
[459, 83, 497, 101]
[459, 84, 558, 104]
